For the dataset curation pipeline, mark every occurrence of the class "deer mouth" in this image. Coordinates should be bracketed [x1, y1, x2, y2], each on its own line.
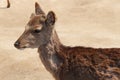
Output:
[20, 46, 27, 49]
[14, 45, 27, 50]
[14, 41, 28, 50]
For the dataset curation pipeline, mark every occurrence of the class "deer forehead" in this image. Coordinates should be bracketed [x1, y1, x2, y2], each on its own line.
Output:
[25, 24, 43, 31]
[28, 16, 41, 26]
[25, 15, 45, 30]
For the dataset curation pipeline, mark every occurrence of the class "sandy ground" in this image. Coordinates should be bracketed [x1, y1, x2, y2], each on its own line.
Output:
[0, 0, 120, 80]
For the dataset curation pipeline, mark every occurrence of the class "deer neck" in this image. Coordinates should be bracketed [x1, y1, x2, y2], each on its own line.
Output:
[38, 30, 63, 75]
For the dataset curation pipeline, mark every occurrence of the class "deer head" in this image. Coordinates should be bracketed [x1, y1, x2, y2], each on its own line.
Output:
[14, 2, 56, 49]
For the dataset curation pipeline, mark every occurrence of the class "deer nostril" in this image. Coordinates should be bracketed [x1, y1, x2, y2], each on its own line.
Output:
[14, 41, 20, 48]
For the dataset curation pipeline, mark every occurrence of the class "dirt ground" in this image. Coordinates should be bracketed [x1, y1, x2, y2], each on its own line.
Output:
[0, 0, 120, 80]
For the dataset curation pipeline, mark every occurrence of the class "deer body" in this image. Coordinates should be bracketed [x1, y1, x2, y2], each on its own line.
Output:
[38, 29, 120, 80]
[14, 2, 120, 80]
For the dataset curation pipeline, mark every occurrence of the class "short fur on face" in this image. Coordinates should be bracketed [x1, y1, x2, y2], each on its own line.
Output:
[14, 2, 56, 49]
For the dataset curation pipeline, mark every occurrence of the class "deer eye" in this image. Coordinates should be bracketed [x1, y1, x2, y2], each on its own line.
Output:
[33, 29, 41, 33]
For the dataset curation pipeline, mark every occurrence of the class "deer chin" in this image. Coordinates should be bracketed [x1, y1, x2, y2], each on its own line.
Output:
[19, 47, 26, 50]
[16, 44, 30, 50]
[15, 46, 27, 50]
[21, 45, 37, 49]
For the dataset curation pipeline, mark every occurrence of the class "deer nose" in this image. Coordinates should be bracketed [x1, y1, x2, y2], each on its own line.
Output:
[14, 41, 20, 48]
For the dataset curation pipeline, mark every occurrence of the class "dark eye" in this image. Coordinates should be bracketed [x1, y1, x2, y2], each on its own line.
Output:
[33, 29, 41, 33]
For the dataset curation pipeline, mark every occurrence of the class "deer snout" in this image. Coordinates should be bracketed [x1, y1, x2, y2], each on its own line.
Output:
[14, 41, 20, 48]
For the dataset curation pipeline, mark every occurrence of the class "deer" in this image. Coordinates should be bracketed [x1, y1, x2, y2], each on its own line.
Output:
[0, 0, 10, 9]
[14, 2, 120, 80]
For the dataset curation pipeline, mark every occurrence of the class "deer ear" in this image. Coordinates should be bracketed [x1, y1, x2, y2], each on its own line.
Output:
[46, 11, 56, 25]
[35, 2, 45, 15]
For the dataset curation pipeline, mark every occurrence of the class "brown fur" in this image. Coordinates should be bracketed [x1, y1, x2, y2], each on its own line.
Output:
[7, 0, 10, 8]
[14, 2, 120, 80]
[57, 46, 120, 80]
